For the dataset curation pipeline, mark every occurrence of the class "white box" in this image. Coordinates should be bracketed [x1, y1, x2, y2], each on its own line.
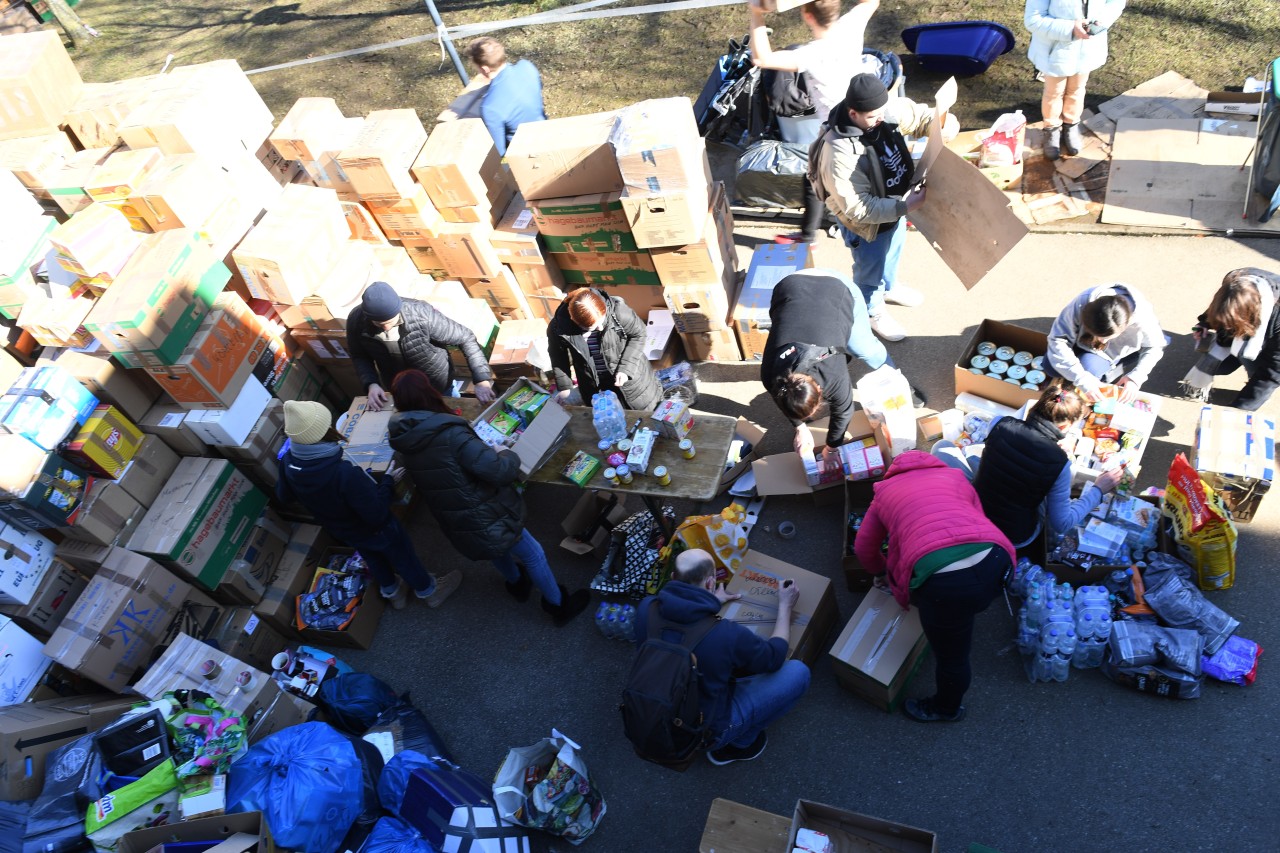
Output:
[0, 615, 53, 706]
[183, 380, 272, 446]
[0, 522, 55, 606]
[644, 309, 676, 361]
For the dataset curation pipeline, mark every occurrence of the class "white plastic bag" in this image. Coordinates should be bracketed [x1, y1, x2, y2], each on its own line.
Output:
[492, 729, 605, 845]
[856, 365, 917, 457]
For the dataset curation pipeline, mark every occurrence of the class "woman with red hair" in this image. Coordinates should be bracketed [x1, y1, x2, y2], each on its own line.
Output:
[386, 369, 591, 626]
[547, 288, 662, 410]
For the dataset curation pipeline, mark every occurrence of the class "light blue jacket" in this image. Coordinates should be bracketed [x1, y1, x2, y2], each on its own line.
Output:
[1024, 0, 1126, 77]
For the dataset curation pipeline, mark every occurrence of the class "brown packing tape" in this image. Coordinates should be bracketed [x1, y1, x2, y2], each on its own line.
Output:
[0, 534, 34, 566]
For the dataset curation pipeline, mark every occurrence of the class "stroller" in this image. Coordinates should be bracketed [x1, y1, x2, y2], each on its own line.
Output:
[1249, 57, 1280, 223]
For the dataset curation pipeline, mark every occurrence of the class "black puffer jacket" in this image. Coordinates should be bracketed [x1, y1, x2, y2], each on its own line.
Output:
[973, 415, 1068, 546]
[347, 297, 494, 395]
[276, 443, 394, 542]
[547, 290, 661, 411]
[387, 409, 524, 561]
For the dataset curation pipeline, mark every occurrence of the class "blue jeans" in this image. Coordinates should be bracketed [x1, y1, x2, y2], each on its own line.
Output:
[840, 217, 906, 317]
[819, 268, 889, 370]
[492, 528, 561, 606]
[1045, 348, 1144, 385]
[713, 659, 811, 749]
[344, 517, 435, 598]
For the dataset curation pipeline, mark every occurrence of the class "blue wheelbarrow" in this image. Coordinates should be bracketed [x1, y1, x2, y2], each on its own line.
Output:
[901, 21, 1016, 76]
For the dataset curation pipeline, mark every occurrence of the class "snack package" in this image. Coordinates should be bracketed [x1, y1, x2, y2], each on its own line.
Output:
[561, 451, 602, 487]
[1163, 453, 1238, 590]
[489, 409, 522, 436]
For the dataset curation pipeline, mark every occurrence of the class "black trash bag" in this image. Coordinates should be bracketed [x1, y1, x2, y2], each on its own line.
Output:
[1100, 656, 1203, 699]
[0, 801, 30, 853]
[1142, 557, 1240, 655]
[734, 140, 809, 209]
[318, 672, 399, 735]
[370, 697, 453, 762]
[22, 734, 103, 853]
[1108, 620, 1204, 676]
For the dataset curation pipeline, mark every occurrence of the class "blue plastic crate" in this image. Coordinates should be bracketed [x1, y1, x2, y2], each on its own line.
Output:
[901, 21, 1016, 76]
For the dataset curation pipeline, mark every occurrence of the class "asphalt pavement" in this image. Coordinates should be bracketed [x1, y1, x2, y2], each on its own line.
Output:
[341, 228, 1280, 853]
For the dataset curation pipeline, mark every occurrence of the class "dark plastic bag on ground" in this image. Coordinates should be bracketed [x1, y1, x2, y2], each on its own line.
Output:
[227, 721, 382, 853]
[370, 698, 453, 762]
[319, 672, 399, 734]
[22, 733, 102, 853]
[734, 140, 808, 208]
[1202, 634, 1263, 685]
[1100, 656, 1203, 699]
[1108, 620, 1203, 675]
[359, 816, 436, 853]
[1142, 557, 1240, 654]
[0, 801, 30, 853]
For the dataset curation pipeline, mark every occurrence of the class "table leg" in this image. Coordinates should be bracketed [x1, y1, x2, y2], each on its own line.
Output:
[642, 493, 674, 540]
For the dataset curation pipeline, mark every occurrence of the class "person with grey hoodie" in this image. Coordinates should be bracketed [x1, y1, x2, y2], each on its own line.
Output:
[1045, 282, 1165, 402]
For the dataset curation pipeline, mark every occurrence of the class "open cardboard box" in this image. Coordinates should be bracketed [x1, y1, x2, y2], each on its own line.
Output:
[718, 417, 766, 494]
[719, 550, 837, 666]
[559, 490, 628, 556]
[788, 799, 939, 853]
[955, 319, 1047, 410]
[751, 411, 889, 500]
[828, 586, 929, 712]
[116, 811, 274, 853]
[471, 377, 571, 477]
[1192, 406, 1274, 524]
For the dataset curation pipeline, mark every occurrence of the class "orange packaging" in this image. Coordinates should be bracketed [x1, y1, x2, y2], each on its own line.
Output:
[144, 292, 270, 409]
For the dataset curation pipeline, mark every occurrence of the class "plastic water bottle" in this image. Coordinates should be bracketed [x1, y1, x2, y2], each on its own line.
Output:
[1034, 650, 1055, 683]
[594, 602, 611, 636]
[1106, 568, 1134, 602]
[1071, 634, 1092, 668]
[1095, 613, 1112, 641]
[1025, 593, 1046, 630]
[618, 604, 636, 641]
[1088, 635, 1107, 667]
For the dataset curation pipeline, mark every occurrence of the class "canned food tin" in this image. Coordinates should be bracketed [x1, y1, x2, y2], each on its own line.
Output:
[970, 355, 991, 370]
[989, 360, 1008, 375]
[977, 341, 997, 356]
[1004, 378, 1022, 385]
[1031, 356, 1045, 370]
[603, 467, 620, 485]
[654, 466, 671, 486]
[995, 345, 1016, 362]
[1007, 364, 1027, 380]
[1026, 369, 1046, 385]
[1013, 351, 1033, 366]
[597, 439, 613, 454]
[986, 372, 1003, 379]
[617, 439, 633, 454]
[1022, 382, 1040, 390]
[969, 367, 985, 375]
[679, 439, 696, 459]
[616, 464, 634, 484]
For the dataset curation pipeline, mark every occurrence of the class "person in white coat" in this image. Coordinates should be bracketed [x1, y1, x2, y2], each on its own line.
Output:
[1045, 282, 1164, 403]
[1024, 0, 1126, 160]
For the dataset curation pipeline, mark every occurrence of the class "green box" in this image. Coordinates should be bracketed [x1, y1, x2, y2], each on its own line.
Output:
[529, 193, 638, 253]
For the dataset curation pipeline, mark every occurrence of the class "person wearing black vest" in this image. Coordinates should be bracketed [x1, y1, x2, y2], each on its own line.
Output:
[761, 269, 910, 455]
[973, 382, 1122, 549]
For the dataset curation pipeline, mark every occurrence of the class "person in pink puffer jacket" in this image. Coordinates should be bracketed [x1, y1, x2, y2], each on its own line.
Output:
[855, 450, 1015, 723]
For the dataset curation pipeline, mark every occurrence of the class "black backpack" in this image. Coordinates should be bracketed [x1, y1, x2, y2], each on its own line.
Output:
[620, 600, 719, 770]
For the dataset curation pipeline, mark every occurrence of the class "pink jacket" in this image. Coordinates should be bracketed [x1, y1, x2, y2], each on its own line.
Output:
[854, 450, 1016, 608]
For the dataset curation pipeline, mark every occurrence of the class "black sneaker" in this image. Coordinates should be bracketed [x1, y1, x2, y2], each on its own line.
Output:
[706, 731, 768, 766]
[903, 697, 966, 723]
[504, 567, 532, 603]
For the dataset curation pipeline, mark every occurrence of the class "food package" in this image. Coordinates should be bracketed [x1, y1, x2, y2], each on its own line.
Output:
[561, 451, 602, 487]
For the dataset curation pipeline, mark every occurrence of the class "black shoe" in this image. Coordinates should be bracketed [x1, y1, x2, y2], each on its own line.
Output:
[909, 384, 928, 408]
[707, 731, 768, 766]
[504, 567, 532, 603]
[903, 697, 966, 723]
[541, 585, 591, 627]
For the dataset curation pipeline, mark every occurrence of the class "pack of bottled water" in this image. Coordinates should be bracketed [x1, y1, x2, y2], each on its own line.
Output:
[594, 602, 636, 641]
[1014, 558, 1118, 682]
[591, 391, 628, 443]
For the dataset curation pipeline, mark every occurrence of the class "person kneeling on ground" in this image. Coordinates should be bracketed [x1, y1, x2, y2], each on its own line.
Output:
[1045, 282, 1165, 403]
[386, 369, 591, 626]
[761, 269, 921, 457]
[634, 549, 810, 766]
[1181, 267, 1280, 410]
[855, 450, 1015, 723]
[972, 381, 1122, 551]
[277, 400, 461, 610]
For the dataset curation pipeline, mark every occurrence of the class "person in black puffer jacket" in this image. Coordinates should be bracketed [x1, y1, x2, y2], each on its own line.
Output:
[277, 400, 461, 610]
[547, 289, 662, 411]
[386, 370, 591, 626]
[346, 281, 497, 413]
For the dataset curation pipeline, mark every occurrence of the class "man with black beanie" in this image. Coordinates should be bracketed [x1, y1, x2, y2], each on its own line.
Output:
[812, 72, 954, 343]
[346, 281, 497, 411]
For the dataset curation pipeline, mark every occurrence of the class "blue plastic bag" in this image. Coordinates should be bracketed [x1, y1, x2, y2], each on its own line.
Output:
[319, 673, 399, 734]
[227, 722, 375, 853]
[361, 817, 437, 853]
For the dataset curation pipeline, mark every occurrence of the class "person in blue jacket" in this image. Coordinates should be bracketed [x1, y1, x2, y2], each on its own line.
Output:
[276, 400, 461, 610]
[633, 549, 810, 766]
[467, 37, 547, 156]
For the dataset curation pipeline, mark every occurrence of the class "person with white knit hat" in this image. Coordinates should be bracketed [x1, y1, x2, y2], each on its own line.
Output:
[277, 400, 461, 610]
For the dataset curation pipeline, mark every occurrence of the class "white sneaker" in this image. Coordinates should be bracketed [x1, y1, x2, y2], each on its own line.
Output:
[885, 284, 924, 307]
[870, 311, 907, 342]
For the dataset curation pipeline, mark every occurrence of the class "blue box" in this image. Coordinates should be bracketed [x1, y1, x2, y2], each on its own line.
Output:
[0, 366, 98, 451]
[400, 764, 529, 853]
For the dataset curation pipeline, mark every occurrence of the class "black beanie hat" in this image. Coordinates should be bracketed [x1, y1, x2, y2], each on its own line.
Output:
[845, 73, 889, 113]
[361, 281, 402, 321]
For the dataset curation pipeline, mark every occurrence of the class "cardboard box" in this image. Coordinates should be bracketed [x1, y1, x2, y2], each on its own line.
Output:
[126, 458, 269, 593]
[719, 418, 767, 493]
[233, 185, 348, 305]
[0, 521, 55, 606]
[618, 142, 713, 249]
[529, 192, 636, 253]
[84, 147, 164, 205]
[337, 396, 396, 474]
[35, 348, 160, 423]
[143, 294, 272, 410]
[581, 284, 665, 324]
[48, 203, 144, 282]
[183, 379, 273, 446]
[298, 567, 387, 650]
[367, 184, 445, 242]
[209, 510, 289, 606]
[1204, 91, 1264, 118]
[0, 31, 85, 142]
[0, 363, 99, 451]
[462, 267, 533, 319]
[0, 559, 87, 640]
[413, 118, 516, 210]
[489, 318, 552, 378]
[609, 98, 705, 194]
[788, 799, 939, 853]
[955, 319, 1047, 410]
[65, 479, 144, 548]
[665, 279, 734, 334]
[43, 547, 190, 691]
[218, 398, 285, 464]
[122, 152, 234, 232]
[491, 193, 545, 266]
[553, 250, 659, 286]
[752, 412, 890, 497]
[1192, 406, 1275, 523]
[0, 616, 52, 706]
[733, 242, 813, 360]
[254, 524, 333, 635]
[52, 538, 112, 574]
[203, 606, 285, 671]
[717, 551, 837, 665]
[270, 97, 347, 162]
[643, 309, 678, 363]
[649, 181, 736, 287]
[62, 404, 146, 479]
[679, 328, 742, 362]
[1, 217, 55, 321]
[432, 220, 505, 278]
[62, 74, 162, 150]
[829, 587, 930, 712]
[472, 378, 571, 476]
[115, 810, 275, 853]
[505, 110, 623, 201]
[15, 291, 96, 349]
[0, 440, 91, 530]
[337, 108, 427, 201]
[558, 491, 628, 556]
[699, 798, 793, 853]
[0, 693, 137, 801]
[137, 401, 211, 459]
